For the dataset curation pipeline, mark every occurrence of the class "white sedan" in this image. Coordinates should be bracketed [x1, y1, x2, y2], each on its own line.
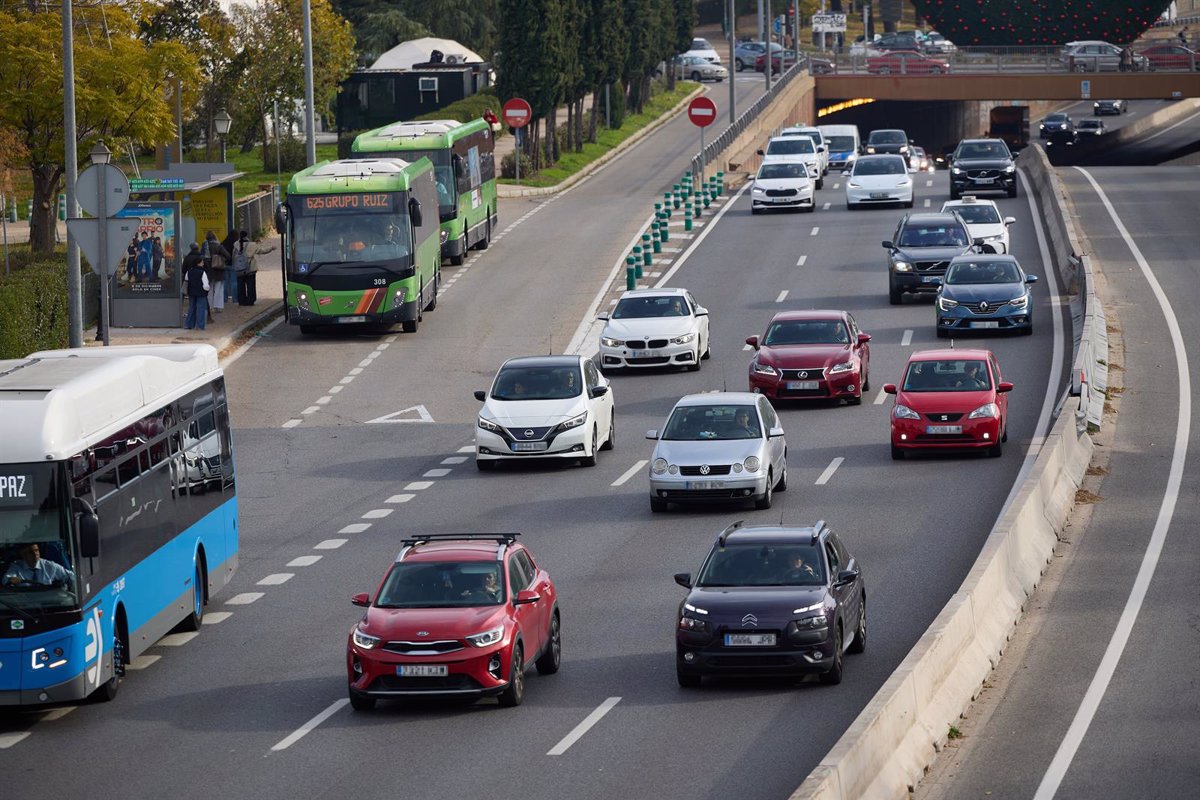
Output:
[474, 355, 614, 469]
[941, 196, 1016, 253]
[750, 161, 815, 214]
[598, 288, 710, 372]
[844, 154, 913, 210]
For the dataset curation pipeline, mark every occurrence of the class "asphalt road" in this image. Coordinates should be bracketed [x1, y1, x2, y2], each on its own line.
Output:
[1, 84, 1069, 798]
[918, 175, 1200, 794]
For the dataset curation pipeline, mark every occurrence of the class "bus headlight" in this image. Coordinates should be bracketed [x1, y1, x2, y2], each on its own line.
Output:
[393, 289, 407, 306]
[296, 292, 311, 311]
[439, 229, 449, 245]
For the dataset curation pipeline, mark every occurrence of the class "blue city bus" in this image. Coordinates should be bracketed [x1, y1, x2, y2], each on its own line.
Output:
[0, 344, 237, 705]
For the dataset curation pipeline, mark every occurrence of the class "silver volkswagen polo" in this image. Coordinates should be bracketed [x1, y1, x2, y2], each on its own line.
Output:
[646, 392, 788, 513]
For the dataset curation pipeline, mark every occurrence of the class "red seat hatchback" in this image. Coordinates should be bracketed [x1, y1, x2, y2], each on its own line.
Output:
[746, 310, 872, 404]
[883, 348, 1012, 459]
[346, 534, 560, 710]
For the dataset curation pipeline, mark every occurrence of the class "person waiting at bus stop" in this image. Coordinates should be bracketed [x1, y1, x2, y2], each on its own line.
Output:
[4, 543, 74, 588]
[183, 243, 210, 330]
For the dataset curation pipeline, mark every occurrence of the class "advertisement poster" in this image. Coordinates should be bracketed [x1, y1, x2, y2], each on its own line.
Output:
[113, 202, 181, 299]
[186, 186, 231, 242]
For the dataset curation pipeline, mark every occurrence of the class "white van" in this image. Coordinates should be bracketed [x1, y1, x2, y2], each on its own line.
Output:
[817, 124, 862, 172]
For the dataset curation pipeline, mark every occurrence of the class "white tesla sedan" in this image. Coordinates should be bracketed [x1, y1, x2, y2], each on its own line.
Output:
[844, 154, 914, 210]
[474, 355, 614, 470]
[750, 161, 816, 214]
[941, 196, 1015, 254]
[598, 288, 711, 372]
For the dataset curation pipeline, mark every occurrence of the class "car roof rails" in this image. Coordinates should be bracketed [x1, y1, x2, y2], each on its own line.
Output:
[716, 520, 746, 548]
[397, 533, 521, 561]
[811, 519, 830, 543]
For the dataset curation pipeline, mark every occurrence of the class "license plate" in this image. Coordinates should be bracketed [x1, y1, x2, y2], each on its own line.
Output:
[686, 480, 725, 490]
[511, 441, 548, 452]
[787, 380, 819, 390]
[921, 275, 940, 283]
[338, 315, 367, 324]
[870, 192, 890, 199]
[772, 196, 793, 203]
[396, 664, 448, 677]
[974, 177, 995, 184]
[926, 425, 962, 434]
[725, 633, 776, 647]
[637, 350, 665, 359]
[971, 320, 1000, 329]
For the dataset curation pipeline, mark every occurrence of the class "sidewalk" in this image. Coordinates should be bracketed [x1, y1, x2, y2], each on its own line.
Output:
[1, 218, 66, 245]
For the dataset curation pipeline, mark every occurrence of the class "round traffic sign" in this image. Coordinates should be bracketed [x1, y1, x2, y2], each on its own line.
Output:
[76, 164, 130, 218]
[687, 96, 718, 128]
[502, 97, 533, 129]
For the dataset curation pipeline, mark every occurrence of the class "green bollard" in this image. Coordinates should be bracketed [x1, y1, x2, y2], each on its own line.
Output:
[703, 192, 711, 210]
[654, 202, 662, 218]
[673, 192, 681, 210]
[626, 258, 637, 289]
[57, 193, 67, 221]
[659, 219, 670, 243]
[641, 234, 652, 267]
[694, 197, 703, 218]
[632, 246, 643, 279]
[684, 210, 693, 232]
[717, 171, 725, 195]
[24, 199, 32, 221]
[5, 199, 15, 224]
[651, 225, 662, 254]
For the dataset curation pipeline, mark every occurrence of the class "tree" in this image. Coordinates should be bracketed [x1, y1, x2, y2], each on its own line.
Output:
[332, 0, 499, 61]
[355, 9, 429, 61]
[879, 0, 903, 34]
[585, 0, 627, 140]
[0, 6, 198, 253]
[496, 0, 565, 171]
[622, 0, 657, 114]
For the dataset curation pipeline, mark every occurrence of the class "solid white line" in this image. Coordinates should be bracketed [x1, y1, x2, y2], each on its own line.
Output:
[796, 255, 808, 267]
[339, 523, 371, 534]
[362, 508, 392, 519]
[282, 419, 301, 429]
[775, 290, 789, 303]
[288, 555, 322, 567]
[314, 539, 347, 550]
[221, 315, 285, 367]
[442, 456, 468, 464]
[1033, 169, 1191, 800]
[126, 655, 161, 671]
[385, 494, 415, 504]
[547, 697, 622, 756]
[810, 226, 820, 236]
[1140, 108, 1200, 143]
[423, 468, 452, 478]
[203, 611, 233, 624]
[0, 733, 31, 749]
[612, 460, 648, 487]
[404, 481, 434, 491]
[158, 632, 200, 646]
[224, 593, 264, 606]
[901, 329, 913, 346]
[814, 457, 844, 485]
[271, 699, 350, 752]
[873, 388, 888, 405]
[258, 573, 294, 586]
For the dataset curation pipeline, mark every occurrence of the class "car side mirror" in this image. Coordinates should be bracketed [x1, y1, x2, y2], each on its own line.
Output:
[408, 197, 423, 228]
[351, 592, 370, 607]
[1004, 217, 1016, 226]
[78, 510, 100, 559]
[597, 312, 610, 320]
[745, 335, 759, 349]
[590, 385, 609, 398]
[818, 145, 826, 152]
[835, 569, 859, 586]
[768, 426, 785, 438]
[645, 429, 658, 440]
[473, 390, 486, 401]
[882, 240, 893, 249]
[857, 332, 872, 344]
[997, 381, 1014, 393]
[883, 383, 898, 394]
[695, 307, 708, 316]
[674, 572, 692, 589]
[841, 170, 851, 176]
[273, 203, 288, 235]
[514, 589, 541, 605]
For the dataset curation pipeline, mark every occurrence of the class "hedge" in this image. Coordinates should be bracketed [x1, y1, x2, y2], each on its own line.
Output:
[0, 255, 71, 358]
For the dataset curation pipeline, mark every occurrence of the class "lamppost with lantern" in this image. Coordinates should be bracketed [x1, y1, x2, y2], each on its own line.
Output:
[214, 110, 233, 163]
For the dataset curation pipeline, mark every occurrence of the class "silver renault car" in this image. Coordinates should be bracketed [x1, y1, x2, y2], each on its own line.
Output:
[646, 392, 788, 513]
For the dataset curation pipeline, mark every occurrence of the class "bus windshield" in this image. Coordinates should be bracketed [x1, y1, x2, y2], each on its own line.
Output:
[289, 193, 412, 269]
[0, 463, 78, 613]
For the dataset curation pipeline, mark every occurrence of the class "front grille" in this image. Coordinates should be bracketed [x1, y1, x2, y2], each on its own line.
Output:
[501, 425, 553, 441]
[765, 189, 798, 197]
[960, 300, 1006, 314]
[967, 169, 999, 179]
[662, 489, 751, 500]
[679, 465, 733, 476]
[923, 412, 963, 422]
[627, 356, 671, 365]
[382, 640, 464, 655]
[626, 339, 670, 350]
[369, 674, 483, 692]
[915, 260, 949, 273]
[780, 368, 826, 380]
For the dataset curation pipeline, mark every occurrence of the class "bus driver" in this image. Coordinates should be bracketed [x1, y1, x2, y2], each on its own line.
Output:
[4, 543, 74, 588]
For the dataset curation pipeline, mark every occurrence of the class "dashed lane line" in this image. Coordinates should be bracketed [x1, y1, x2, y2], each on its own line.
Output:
[457, 445, 474, 453]
[797, 255, 807, 267]
[776, 290, 789, 303]
[282, 419, 302, 429]
[362, 508, 393, 519]
[423, 468, 452, 478]
[339, 523, 371, 534]
[385, 494, 416, 504]
[923, 198, 931, 208]
[328, 386, 343, 394]
[314, 539, 347, 550]
[810, 226, 820, 236]
[126, 655, 161, 671]
[225, 593, 264, 605]
[288, 555, 323, 567]
[0, 733, 31, 749]
[822, 202, 831, 211]
[442, 456, 468, 465]
[257, 574, 294, 586]
[547, 697, 623, 756]
[611, 460, 648, 487]
[404, 481, 434, 491]
[204, 612, 233, 624]
[815, 457, 845, 486]
[158, 632, 200, 646]
[901, 329, 913, 346]
[271, 699, 350, 753]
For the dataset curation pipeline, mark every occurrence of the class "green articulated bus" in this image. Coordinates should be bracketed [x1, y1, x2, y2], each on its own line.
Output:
[351, 118, 498, 265]
[276, 158, 442, 334]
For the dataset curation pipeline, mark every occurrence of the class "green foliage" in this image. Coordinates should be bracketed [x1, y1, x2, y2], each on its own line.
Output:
[333, 0, 499, 61]
[0, 256, 70, 359]
[499, 150, 535, 179]
[414, 88, 502, 129]
[263, 138, 309, 173]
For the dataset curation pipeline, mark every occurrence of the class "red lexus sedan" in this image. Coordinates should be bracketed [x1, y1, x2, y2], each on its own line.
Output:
[346, 534, 560, 710]
[746, 310, 872, 404]
[883, 348, 1012, 459]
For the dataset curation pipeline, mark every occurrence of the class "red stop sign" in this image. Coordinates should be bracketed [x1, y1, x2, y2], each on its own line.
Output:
[502, 97, 533, 129]
[687, 96, 718, 128]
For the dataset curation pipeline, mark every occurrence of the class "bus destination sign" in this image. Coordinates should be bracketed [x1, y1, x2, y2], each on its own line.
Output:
[0, 471, 35, 509]
[303, 193, 393, 213]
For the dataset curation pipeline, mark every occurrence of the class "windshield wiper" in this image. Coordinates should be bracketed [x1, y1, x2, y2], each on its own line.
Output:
[0, 593, 37, 622]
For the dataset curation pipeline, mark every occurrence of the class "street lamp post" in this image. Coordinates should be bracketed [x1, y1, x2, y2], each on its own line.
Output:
[90, 141, 112, 345]
[214, 110, 233, 164]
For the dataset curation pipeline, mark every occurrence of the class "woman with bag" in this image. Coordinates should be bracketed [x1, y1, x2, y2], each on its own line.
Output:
[203, 230, 231, 313]
[240, 230, 275, 306]
[234, 231, 252, 305]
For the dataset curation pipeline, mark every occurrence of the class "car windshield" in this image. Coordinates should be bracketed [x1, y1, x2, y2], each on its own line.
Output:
[697, 542, 826, 587]
[956, 142, 1010, 159]
[766, 138, 815, 155]
[0, 463, 78, 614]
[1079, 120, 1101, 128]
[950, 205, 1001, 224]
[855, 157, 905, 175]
[902, 359, 991, 391]
[758, 163, 806, 180]
[870, 131, 907, 144]
[825, 135, 856, 151]
[945, 260, 1022, 284]
[375, 561, 506, 608]
[613, 295, 689, 318]
[764, 319, 849, 345]
[491, 365, 583, 400]
[661, 404, 761, 441]
[898, 224, 967, 247]
[692, 38, 710, 49]
[1045, 114, 1067, 123]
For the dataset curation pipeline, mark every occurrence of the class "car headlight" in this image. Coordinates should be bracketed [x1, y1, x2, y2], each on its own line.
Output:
[552, 412, 587, 434]
[1039, 123, 1046, 129]
[1009, 294, 1028, 308]
[752, 186, 766, 195]
[671, 332, 697, 345]
[1005, 164, 1016, 173]
[467, 626, 504, 647]
[847, 181, 861, 188]
[752, 361, 778, 376]
[1093, 102, 1100, 107]
[678, 615, 710, 633]
[652, 458, 668, 474]
[951, 167, 964, 175]
[894, 404, 920, 420]
[866, 146, 876, 153]
[600, 336, 622, 347]
[892, 260, 912, 272]
[828, 361, 854, 374]
[969, 402, 999, 420]
[295, 291, 311, 311]
[478, 416, 502, 433]
[899, 145, 909, 154]
[938, 296, 959, 310]
[792, 614, 828, 629]
[743, 456, 761, 472]
[352, 627, 381, 650]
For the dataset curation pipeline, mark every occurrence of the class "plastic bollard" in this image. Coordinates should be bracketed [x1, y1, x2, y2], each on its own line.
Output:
[703, 193, 711, 209]
[717, 171, 725, 194]
[659, 220, 670, 243]
[626, 258, 637, 289]
[684, 210, 693, 232]
[673, 192, 681, 210]
[654, 202, 662, 217]
[641, 234, 652, 267]
[5, 199, 16, 224]
[651, 226, 662, 254]
[24, 200, 32, 221]
[57, 193, 67, 221]
[694, 198, 702, 218]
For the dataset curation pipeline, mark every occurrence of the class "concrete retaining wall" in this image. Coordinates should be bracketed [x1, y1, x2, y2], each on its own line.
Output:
[719, 76, 816, 178]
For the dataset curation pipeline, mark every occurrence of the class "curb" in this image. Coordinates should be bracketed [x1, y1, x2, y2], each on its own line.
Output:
[496, 86, 706, 199]
[213, 301, 283, 361]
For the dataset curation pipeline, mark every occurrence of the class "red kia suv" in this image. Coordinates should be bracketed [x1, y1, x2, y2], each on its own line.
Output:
[346, 534, 561, 710]
[883, 348, 1012, 459]
[746, 310, 872, 404]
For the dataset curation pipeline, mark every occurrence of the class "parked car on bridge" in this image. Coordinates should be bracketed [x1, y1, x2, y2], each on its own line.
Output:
[683, 37, 722, 64]
[1061, 41, 1148, 72]
[735, 40, 782, 71]
[867, 50, 950, 74]
[925, 32, 957, 54]
[1139, 42, 1199, 71]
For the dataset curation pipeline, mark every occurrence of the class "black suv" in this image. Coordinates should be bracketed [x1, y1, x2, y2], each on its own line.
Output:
[949, 138, 1017, 199]
[865, 128, 911, 156]
[1038, 112, 1073, 140]
[883, 212, 976, 304]
[674, 520, 865, 687]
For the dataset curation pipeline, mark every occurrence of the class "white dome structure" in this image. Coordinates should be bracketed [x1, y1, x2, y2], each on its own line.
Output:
[370, 37, 485, 70]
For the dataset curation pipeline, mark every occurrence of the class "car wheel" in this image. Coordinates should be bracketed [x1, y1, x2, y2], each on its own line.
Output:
[735, 58, 745, 72]
[949, 187, 960, 200]
[751, 206, 762, 215]
[580, 428, 599, 467]
[848, 598, 867, 654]
[988, 440, 1003, 458]
[936, 326, 948, 339]
[816, 177, 824, 190]
[775, 460, 787, 492]
[535, 611, 562, 675]
[702, 337, 711, 360]
[904, 197, 914, 208]
[687, 351, 701, 372]
[497, 644, 525, 707]
[754, 469, 774, 509]
[476, 459, 496, 471]
[847, 202, 858, 211]
[426, 274, 439, 311]
[691, 71, 702, 81]
[803, 203, 815, 213]
[1008, 183, 1018, 198]
[889, 283, 903, 305]
[891, 444, 905, 460]
[349, 690, 376, 711]
[1002, 424, 1008, 443]
[1021, 323, 1034, 336]
[650, 496, 669, 513]
[847, 388, 862, 405]
[819, 625, 844, 685]
[600, 411, 615, 451]
[677, 666, 702, 688]
[862, 367, 870, 392]
[878, 66, 892, 75]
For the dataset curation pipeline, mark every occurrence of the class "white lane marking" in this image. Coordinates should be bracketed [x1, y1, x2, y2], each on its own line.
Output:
[365, 351, 380, 360]
[423, 468, 452, 478]
[810, 226, 820, 236]
[385, 493, 416, 504]
[358, 359, 373, 368]
[314, 539, 347, 550]
[316, 396, 331, 405]
[873, 388, 888, 405]
[612, 460, 649, 487]
[0, 733, 31, 749]
[1140, 108, 1200, 142]
[365, 405, 434, 424]
[282, 419, 302, 429]
[158, 632, 200, 645]
[822, 202, 831, 210]
[743, 343, 752, 350]
[126, 655, 161, 671]
[328, 386, 343, 394]
[923, 198, 931, 208]
[926, 179, 933, 187]
[796, 255, 807, 267]
[385, 335, 397, 343]
[339, 523, 371, 534]
[224, 593, 264, 606]
[661, 246, 684, 253]
[1034, 169, 1191, 800]
[376, 343, 390, 351]
[547, 697, 622, 756]
[258, 574, 294, 586]
[404, 481, 434, 491]
[901, 329, 913, 346]
[442, 456, 468, 464]
[271, 699, 350, 752]
[204, 612, 233, 624]
[301, 406, 320, 415]
[833, 182, 840, 189]
[39, 707, 76, 721]
[339, 376, 355, 385]
[814, 457, 845, 485]
[362, 508, 393, 519]
[775, 290, 789, 303]
[349, 367, 363, 376]
[458, 446, 474, 453]
[288, 555, 323, 567]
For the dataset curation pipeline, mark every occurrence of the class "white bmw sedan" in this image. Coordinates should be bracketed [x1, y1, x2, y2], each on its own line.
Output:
[598, 289, 711, 372]
[474, 355, 614, 470]
[750, 162, 816, 214]
[844, 154, 914, 210]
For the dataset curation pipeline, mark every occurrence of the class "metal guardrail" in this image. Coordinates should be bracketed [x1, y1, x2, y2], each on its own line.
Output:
[235, 189, 277, 241]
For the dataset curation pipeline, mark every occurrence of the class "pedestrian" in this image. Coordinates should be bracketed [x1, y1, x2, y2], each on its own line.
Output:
[240, 231, 274, 306]
[182, 243, 209, 330]
[1120, 45, 1133, 72]
[483, 107, 501, 133]
[233, 230, 251, 305]
[151, 235, 164, 280]
[1180, 26, 1190, 48]
[221, 229, 239, 305]
[202, 230, 231, 314]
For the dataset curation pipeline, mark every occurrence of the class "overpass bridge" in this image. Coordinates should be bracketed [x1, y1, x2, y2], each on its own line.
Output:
[815, 73, 1200, 103]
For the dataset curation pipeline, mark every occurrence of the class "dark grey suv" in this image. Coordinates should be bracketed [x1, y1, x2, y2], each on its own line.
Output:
[674, 520, 866, 687]
[884, 212, 976, 304]
[949, 138, 1017, 199]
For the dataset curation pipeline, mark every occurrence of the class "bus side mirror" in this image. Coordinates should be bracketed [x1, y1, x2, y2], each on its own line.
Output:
[452, 152, 466, 175]
[409, 197, 423, 228]
[274, 204, 287, 235]
[78, 512, 100, 559]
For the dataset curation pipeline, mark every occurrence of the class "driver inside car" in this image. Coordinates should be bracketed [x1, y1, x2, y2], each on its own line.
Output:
[3, 543, 74, 588]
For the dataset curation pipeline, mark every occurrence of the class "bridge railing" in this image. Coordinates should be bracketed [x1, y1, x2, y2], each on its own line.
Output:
[824, 46, 1195, 74]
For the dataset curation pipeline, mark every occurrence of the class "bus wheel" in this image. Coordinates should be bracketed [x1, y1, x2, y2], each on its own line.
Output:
[92, 614, 127, 703]
[177, 559, 206, 632]
[402, 294, 421, 333]
[449, 248, 465, 266]
[476, 217, 491, 250]
[426, 275, 439, 311]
